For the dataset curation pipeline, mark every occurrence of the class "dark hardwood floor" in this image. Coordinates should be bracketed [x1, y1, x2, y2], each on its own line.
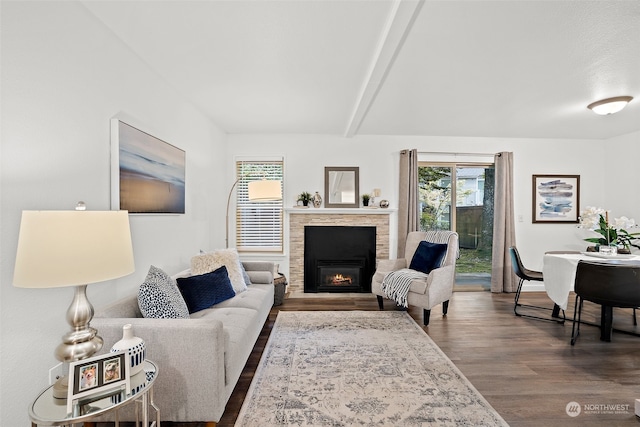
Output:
[110, 291, 640, 426]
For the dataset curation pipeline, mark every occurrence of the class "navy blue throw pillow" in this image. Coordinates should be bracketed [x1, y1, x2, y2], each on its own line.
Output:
[176, 266, 236, 313]
[409, 241, 448, 274]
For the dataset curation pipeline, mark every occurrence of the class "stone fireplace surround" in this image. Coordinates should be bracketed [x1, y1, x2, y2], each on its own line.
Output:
[287, 208, 393, 293]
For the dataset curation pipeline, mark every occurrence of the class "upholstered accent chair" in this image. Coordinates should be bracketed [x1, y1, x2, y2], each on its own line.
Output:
[371, 230, 459, 325]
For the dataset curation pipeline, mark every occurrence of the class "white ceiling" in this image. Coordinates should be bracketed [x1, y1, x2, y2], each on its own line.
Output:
[81, 0, 640, 140]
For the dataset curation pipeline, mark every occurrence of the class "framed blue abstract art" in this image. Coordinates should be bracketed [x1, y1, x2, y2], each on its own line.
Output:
[532, 174, 580, 223]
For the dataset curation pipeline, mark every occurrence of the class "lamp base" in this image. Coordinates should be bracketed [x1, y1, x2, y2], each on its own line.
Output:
[55, 285, 103, 362]
[52, 284, 103, 400]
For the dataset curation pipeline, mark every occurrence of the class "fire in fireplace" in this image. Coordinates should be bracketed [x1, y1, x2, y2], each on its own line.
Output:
[329, 274, 352, 285]
[304, 226, 375, 293]
[316, 261, 364, 292]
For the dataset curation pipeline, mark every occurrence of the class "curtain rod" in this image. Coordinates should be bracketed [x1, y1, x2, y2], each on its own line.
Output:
[418, 151, 498, 157]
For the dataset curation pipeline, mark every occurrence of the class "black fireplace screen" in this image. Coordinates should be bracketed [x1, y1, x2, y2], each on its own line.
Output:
[317, 262, 363, 291]
[304, 226, 375, 293]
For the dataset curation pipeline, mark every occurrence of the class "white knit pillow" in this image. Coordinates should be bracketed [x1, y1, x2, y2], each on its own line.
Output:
[190, 249, 247, 294]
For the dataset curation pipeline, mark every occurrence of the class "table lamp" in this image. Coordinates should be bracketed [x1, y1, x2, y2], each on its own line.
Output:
[13, 203, 135, 398]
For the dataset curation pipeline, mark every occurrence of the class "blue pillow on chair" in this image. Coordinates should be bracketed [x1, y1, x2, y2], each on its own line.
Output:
[409, 241, 448, 274]
[176, 266, 236, 314]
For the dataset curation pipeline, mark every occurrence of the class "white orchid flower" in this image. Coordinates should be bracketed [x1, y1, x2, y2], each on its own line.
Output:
[611, 216, 637, 230]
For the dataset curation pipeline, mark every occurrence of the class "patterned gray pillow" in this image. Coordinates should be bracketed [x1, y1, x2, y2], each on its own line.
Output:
[138, 265, 189, 319]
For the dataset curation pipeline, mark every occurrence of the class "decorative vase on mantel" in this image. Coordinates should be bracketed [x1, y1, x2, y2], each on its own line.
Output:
[312, 191, 322, 208]
[111, 323, 146, 376]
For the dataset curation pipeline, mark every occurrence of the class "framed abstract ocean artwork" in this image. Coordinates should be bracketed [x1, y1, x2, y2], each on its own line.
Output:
[532, 174, 580, 223]
[111, 119, 186, 214]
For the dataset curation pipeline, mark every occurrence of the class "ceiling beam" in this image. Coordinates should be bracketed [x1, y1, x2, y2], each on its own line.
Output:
[344, 0, 424, 137]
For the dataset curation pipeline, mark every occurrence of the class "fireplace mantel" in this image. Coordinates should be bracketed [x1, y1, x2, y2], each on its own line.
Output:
[287, 208, 395, 293]
[285, 207, 396, 215]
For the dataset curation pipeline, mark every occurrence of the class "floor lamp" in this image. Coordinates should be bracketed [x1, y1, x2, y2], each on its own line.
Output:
[13, 204, 135, 398]
[226, 178, 282, 248]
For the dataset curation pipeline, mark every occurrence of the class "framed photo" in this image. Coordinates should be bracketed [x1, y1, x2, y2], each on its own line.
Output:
[532, 175, 580, 223]
[111, 118, 186, 214]
[67, 351, 130, 415]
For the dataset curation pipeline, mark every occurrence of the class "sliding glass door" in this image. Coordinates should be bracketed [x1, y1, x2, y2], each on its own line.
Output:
[418, 163, 495, 290]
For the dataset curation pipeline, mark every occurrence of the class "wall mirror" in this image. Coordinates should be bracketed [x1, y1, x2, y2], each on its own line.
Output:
[324, 167, 359, 208]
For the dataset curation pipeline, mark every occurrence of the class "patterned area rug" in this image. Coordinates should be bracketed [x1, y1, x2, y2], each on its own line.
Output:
[235, 311, 509, 426]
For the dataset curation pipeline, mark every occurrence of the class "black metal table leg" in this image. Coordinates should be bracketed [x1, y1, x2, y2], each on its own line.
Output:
[600, 305, 613, 342]
[552, 304, 562, 318]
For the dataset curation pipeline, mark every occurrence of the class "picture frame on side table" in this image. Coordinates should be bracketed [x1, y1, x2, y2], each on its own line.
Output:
[532, 174, 580, 223]
[67, 351, 130, 416]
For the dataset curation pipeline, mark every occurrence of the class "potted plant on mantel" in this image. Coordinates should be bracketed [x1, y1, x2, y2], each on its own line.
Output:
[361, 194, 371, 207]
[297, 192, 313, 207]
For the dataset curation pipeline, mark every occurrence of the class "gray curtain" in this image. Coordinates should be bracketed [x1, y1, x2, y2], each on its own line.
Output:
[491, 152, 516, 292]
[397, 149, 419, 257]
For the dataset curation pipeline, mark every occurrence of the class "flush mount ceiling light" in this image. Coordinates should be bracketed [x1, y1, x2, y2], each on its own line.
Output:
[587, 96, 633, 115]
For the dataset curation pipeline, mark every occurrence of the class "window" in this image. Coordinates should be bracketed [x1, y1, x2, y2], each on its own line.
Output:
[235, 160, 284, 252]
[418, 163, 493, 234]
[418, 162, 494, 288]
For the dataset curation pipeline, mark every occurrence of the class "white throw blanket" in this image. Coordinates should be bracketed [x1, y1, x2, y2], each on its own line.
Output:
[381, 268, 428, 308]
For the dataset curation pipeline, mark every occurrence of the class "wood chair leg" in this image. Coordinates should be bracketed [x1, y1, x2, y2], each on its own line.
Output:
[442, 300, 449, 315]
[423, 309, 431, 326]
[376, 295, 384, 310]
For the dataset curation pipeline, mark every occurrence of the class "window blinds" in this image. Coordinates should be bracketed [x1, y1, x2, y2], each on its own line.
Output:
[235, 160, 284, 252]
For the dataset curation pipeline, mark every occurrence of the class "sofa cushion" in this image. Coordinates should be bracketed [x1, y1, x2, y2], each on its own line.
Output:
[190, 306, 262, 388]
[213, 284, 272, 311]
[409, 241, 448, 275]
[138, 265, 190, 319]
[176, 266, 236, 313]
[240, 263, 252, 285]
[191, 249, 247, 294]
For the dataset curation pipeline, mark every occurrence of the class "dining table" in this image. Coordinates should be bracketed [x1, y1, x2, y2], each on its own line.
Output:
[543, 251, 640, 341]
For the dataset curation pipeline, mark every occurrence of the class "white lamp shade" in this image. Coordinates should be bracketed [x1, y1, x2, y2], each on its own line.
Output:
[248, 180, 282, 201]
[13, 210, 135, 288]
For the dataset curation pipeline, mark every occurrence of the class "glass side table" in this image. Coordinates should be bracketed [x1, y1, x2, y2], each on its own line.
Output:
[29, 359, 159, 427]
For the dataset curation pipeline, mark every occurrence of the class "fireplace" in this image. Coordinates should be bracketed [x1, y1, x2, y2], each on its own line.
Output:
[304, 226, 376, 293]
[316, 260, 364, 292]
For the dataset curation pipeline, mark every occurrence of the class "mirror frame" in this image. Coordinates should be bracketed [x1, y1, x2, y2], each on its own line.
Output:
[324, 166, 359, 208]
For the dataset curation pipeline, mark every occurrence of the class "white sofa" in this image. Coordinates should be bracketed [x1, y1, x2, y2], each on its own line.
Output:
[93, 261, 275, 424]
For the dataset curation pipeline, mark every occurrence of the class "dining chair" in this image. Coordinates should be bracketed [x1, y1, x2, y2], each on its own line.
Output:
[571, 261, 640, 345]
[509, 246, 564, 323]
[550, 250, 638, 326]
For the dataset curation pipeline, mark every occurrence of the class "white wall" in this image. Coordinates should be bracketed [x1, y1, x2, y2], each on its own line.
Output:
[2, 2, 638, 426]
[0, 2, 225, 425]
[228, 133, 638, 277]
[604, 130, 640, 217]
